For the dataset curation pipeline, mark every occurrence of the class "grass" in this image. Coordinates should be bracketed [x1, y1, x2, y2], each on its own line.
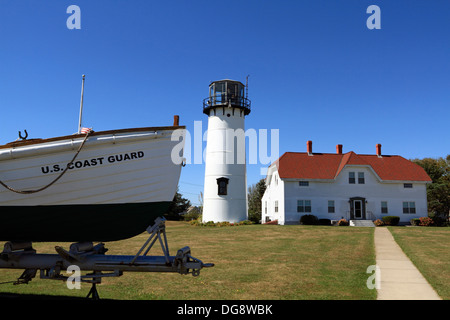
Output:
[0, 222, 377, 300]
[388, 226, 450, 300]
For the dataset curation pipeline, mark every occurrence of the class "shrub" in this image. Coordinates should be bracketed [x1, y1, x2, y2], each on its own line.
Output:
[338, 219, 349, 226]
[189, 219, 199, 226]
[382, 216, 400, 226]
[429, 213, 448, 226]
[374, 219, 385, 226]
[192, 219, 254, 227]
[319, 219, 331, 226]
[183, 210, 201, 221]
[410, 218, 420, 226]
[300, 214, 319, 225]
[419, 217, 434, 226]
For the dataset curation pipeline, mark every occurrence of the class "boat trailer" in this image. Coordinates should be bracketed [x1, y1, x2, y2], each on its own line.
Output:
[0, 217, 213, 299]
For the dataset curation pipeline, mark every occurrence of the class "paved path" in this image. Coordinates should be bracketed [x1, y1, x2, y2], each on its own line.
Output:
[374, 227, 441, 300]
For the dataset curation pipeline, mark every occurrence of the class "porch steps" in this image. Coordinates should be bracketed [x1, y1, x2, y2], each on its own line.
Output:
[350, 220, 375, 227]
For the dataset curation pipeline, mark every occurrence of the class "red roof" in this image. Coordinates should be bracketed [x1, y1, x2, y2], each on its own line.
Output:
[273, 151, 431, 182]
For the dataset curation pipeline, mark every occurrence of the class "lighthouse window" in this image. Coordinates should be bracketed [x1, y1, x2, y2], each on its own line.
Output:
[213, 82, 226, 105]
[217, 177, 229, 195]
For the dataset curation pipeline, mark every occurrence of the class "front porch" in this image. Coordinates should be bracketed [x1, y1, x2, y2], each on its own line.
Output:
[349, 220, 375, 227]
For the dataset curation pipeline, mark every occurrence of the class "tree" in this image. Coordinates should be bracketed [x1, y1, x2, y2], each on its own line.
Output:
[412, 155, 450, 222]
[183, 206, 201, 221]
[247, 178, 267, 223]
[198, 191, 203, 216]
[164, 188, 191, 221]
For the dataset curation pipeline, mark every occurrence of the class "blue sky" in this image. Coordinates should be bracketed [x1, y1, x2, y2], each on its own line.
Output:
[1, 1, 449, 205]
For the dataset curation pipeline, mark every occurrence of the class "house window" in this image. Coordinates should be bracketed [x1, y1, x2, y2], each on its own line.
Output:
[381, 201, 388, 214]
[299, 181, 309, 187]
[403, 202, 416, 214]
[404, 183, 413, 188]
[328, 200, 335, 213]
[358, 172, 365, 184]
[265, 201, 267, 214]
[349, 172, 355, 184]
[274, 201, 278, 213]
[216, 177, 229, 195]
[297, 200, 311, 213]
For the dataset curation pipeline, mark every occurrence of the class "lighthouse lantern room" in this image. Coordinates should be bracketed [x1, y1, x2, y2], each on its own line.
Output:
[203, 79, 251, 115]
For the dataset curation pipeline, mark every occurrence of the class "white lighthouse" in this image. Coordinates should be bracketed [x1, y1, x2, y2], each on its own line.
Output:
[202, 79, 251, 223]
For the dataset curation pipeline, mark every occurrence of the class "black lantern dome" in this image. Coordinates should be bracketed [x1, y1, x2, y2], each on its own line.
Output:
[203, 79, 251, 115]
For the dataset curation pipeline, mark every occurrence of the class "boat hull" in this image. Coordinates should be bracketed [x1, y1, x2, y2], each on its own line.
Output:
[0, 126, 185, 242]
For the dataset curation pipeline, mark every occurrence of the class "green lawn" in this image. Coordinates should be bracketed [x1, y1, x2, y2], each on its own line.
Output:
[388, 226, 450, 300]
[0, 222, 377, 300]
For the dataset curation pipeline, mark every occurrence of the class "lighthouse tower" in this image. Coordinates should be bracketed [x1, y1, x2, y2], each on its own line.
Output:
[202, 79, 251, 223]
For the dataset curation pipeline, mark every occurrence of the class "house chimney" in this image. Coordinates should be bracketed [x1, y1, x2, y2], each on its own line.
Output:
[376, 144, 382, 157]
[307, 140, 313, 155]
[336, 144, 343, 154]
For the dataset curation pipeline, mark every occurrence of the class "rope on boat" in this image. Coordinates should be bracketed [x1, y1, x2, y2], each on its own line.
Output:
[0, 131, 92, 195]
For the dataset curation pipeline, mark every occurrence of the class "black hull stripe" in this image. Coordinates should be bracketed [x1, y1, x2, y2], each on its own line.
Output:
[0, 202, 171, 242]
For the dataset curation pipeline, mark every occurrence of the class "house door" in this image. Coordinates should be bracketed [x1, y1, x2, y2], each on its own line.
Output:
[354, 200, 363, 219]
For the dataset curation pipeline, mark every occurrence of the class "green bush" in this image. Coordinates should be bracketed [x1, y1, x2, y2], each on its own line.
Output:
[382, 216, 400, 226]
[319, 219, 331, 226]
[300, 214, 319, 225]
[189, 214, 202, 226]
[429, 213, 448, 226]
[410, 218, 420, 226]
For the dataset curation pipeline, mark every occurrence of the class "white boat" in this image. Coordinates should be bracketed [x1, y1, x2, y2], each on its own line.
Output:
[0, 122, 186, 242]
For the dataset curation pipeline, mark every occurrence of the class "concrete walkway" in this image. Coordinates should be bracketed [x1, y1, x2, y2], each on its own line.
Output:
[374, 227, 441, 300]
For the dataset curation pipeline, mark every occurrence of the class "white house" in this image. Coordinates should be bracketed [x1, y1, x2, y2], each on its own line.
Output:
[261, 141, 432, 225]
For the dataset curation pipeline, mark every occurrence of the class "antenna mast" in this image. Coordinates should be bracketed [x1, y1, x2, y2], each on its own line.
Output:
[77, 74, 86, 134]
[245, 75, 249, 100]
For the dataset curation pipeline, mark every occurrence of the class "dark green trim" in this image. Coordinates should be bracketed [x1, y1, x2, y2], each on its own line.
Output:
[0, 202, 171, 242]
